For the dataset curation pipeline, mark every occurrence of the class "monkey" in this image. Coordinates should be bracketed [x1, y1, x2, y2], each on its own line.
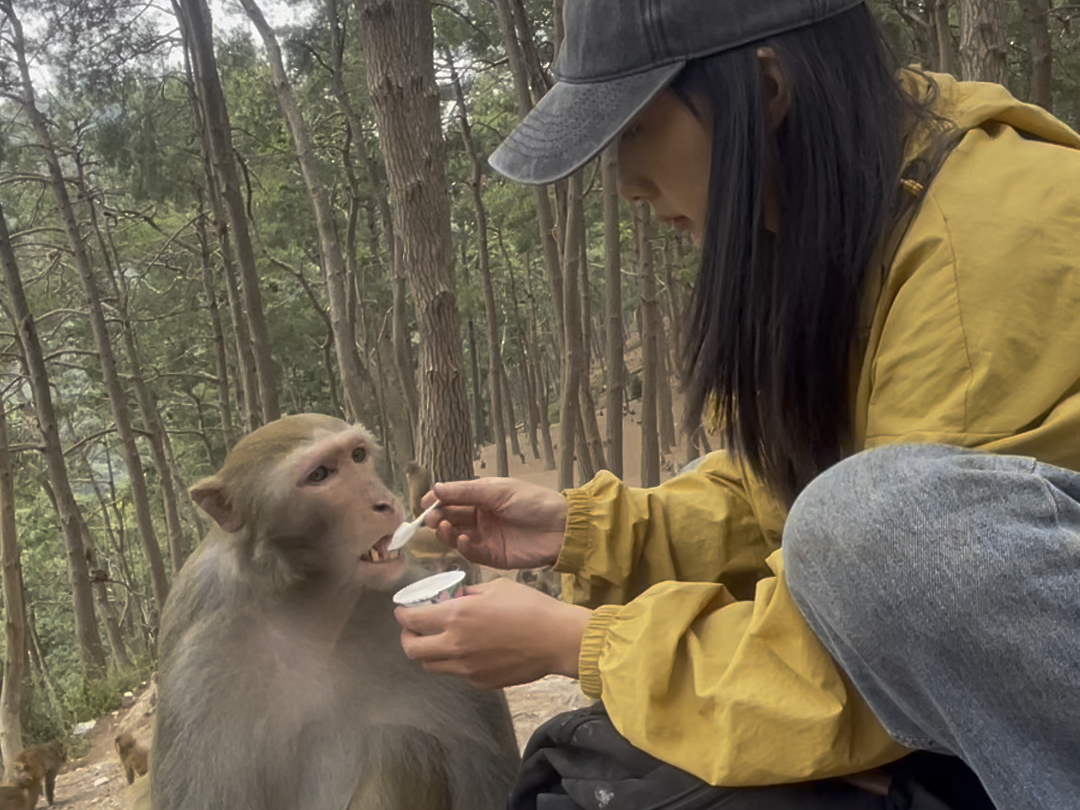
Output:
[404, 460, 433, 519]
[14, 740, 65, 806]
[0, 764, 39, 810]
[516, 565, 563, 599]
[114, 733, 149, 784]
[148, 414, 519, 810]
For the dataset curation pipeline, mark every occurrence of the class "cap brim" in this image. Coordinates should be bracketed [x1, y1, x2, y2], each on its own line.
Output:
[489, 61, 685, 185]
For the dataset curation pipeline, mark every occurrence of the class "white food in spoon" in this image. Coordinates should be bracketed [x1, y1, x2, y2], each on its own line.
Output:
[387, 500, 441, 551]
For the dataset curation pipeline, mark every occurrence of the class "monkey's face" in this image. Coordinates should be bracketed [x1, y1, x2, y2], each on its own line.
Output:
[268, 424, 407, 590]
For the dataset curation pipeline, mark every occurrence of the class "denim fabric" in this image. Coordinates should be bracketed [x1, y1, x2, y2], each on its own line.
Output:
[784, 444, 1080, 809]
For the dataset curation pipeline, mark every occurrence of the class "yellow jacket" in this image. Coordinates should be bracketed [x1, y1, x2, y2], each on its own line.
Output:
[555, 74, 1080, 786]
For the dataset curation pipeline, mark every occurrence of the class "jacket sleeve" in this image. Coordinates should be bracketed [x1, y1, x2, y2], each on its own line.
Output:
[556, 456, 908, 785]
[556, 450, 783, 608]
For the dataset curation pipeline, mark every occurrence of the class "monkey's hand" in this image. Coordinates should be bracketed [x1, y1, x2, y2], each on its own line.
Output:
[396, 577, 591, 690]
[425, 479, 568, 570]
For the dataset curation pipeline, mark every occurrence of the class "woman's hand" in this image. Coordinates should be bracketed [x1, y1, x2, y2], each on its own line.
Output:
[396, 577, 592, 690]
[422, 478, 568, 570]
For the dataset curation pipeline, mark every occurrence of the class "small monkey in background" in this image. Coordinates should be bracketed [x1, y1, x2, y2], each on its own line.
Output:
[0, 764, 39, 810]
[114, 733, 149, 784]
[404, 460, 433, 519]
[148, 414, 519, 810]
[14, 740, 65, 806]
[516, 566, 563, 599]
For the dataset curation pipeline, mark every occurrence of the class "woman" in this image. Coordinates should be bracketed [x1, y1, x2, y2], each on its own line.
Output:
[395, 0, 1080, 806]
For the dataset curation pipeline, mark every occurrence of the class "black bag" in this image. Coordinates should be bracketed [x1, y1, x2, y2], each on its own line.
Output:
[508, 705, 996, 810]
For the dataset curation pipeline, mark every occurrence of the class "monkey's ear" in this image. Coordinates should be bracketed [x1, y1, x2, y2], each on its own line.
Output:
[190, 479, 244, 533]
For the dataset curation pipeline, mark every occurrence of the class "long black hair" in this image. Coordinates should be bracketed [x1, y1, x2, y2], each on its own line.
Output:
[676, 4, 940, 505]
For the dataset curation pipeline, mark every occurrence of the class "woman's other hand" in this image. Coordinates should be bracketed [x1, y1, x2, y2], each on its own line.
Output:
[396, 578, 591, 690]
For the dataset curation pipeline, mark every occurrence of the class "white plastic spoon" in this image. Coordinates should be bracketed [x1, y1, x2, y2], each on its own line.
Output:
[387, 500, 441, 552]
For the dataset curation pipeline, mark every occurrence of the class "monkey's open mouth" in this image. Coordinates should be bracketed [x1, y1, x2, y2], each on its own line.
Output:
[361, 535, 402, 564]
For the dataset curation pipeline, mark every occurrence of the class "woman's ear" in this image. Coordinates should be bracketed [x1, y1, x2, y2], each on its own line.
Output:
[757, 47, 790, 132]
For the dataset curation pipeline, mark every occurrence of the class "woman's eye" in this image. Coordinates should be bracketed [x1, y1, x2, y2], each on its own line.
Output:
[307, 466, 330, 483]
[352, 446, 367, 463]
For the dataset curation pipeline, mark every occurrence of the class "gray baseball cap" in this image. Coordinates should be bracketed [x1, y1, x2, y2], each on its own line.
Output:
[489, 0, 866, 185]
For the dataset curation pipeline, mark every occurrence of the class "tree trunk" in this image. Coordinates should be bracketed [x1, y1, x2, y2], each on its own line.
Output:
[328, 0, 420, 446]
[656, 323, 676, 454]
[0, 395, 26, 775]
[601, 145, 625, 478]
[0, 200, 107, 674]
[957, 0, 1007, 83]
[76, 161, 190, 574]
[239, 0, 368, 423]
[5, 26, 171, 615]
[505, 253, 542, 462]
[41, 471, 134, 672]
[391, 267, 420, 440]
[356, 0, 473, 483]
[499, 368, 521, 462]
[932, 0, 953, 75]
[578, 223, 606, 474]
[557, 174, 587, 490]
[27, 609, 61, 720]
[183, 37, 261, 431]
[527, 262, 557, 471]
[636, 204, 661, 487]
[449, 56, 508, 475]
[174, 0, 279, 423]
[195, 211, 238, 452]
[1017, 0, 1053, 110]
[491, 0, 565, 356]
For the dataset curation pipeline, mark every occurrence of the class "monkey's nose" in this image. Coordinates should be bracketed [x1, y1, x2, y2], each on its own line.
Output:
[373, 501, 395, 514]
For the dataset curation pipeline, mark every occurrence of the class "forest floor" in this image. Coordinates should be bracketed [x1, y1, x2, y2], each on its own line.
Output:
[50, 401, 692, 809]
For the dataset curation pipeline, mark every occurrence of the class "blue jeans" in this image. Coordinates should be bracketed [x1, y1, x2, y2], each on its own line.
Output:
[784, 444, 1080, 809]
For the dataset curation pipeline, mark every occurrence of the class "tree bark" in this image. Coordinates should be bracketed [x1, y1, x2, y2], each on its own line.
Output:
[557, 174, 587, 490]
[0, 199, 107, 673]
[933, 0, 953, 75]
[526, 261, 557, 471]
[656, 322, 676, 454]
[356, 0, 473, 483]
[1017, 0, 1053, 110]
[181, 28, 260, 431]
[173, 0, 279, 423]
[239, 0, 369, 424]
[957, 0, 1007, 83]
[5, 17, 171, 615]
[0, 394, 26, 775]
[491, 0, 565, 356]
[449, 56, 508, 476]
[636, 204, 661, 487]
[75, 159, 190, 574]
[195, 210, 237, 452]
[459, 248, 487, 452]
[578, 225, 606, 473]
[602, 146, 625, 477]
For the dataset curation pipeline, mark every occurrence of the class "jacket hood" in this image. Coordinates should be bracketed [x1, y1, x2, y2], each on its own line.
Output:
[912, 71, 1080, 152]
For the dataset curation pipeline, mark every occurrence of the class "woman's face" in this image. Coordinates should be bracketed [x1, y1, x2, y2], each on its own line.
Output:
[617, 89, 712, 247]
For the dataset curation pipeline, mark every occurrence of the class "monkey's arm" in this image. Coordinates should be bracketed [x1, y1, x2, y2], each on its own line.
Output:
[557, 449, 781, 607]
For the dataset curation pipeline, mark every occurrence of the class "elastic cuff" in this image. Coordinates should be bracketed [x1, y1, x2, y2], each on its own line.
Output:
[577, 605, 621, 698]
[555, 487, 599, 573]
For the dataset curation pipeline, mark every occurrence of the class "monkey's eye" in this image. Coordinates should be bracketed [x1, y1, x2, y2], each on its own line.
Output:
[352, 446, 367, 463]
[307, 466, 331, 483]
